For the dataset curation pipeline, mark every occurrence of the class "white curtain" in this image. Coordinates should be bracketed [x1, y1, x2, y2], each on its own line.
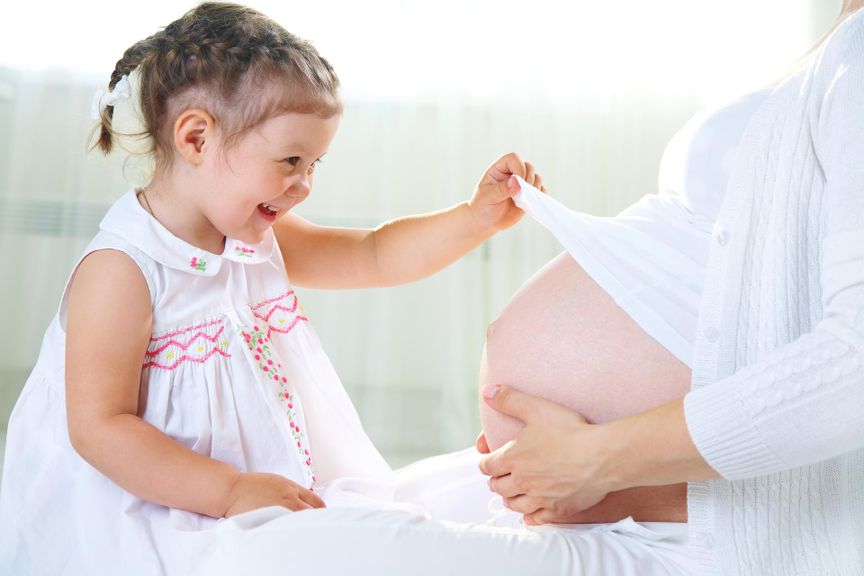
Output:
[0, 0, 837, 467]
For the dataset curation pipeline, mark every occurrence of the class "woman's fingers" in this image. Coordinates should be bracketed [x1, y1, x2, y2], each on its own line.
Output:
[476, 432, 491, 454]
[523, 508, 557, 526]
[503, 494, 543, 517]
[487, 473, 524, 498]
[481, 384, 561, 424]
[477, 440, 514, 478]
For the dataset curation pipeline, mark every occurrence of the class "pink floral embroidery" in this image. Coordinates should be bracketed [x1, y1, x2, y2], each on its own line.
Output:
[242, 323, 316, 486]
[234, 246, 255, 257]
[189, 256, 207, 271]
[144, 318, 230, 370]
[250, 291, 308, 339]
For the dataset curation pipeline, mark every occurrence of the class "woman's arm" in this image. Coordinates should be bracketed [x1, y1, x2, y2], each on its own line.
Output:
[274, 153, 538, 289]
[682, 18, 864, 481]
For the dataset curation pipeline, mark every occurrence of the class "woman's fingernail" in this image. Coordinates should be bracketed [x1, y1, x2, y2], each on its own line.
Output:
[482, 384, 500, 399]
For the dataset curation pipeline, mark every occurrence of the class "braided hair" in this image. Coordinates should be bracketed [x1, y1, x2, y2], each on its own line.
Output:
[94, 2, 341, 166]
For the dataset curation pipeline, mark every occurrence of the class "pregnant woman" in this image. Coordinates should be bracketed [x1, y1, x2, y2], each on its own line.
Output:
[477, 85, 766, 524]
[479, 2, 864, 575]
[397, 42, 769, 551]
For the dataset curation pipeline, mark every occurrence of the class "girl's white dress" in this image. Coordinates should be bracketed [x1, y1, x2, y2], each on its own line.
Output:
[0, 191, 393, 574]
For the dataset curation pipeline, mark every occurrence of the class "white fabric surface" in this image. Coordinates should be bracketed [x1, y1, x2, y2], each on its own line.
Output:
[190, 505, 694, 576]
[192, 448, 693, 576]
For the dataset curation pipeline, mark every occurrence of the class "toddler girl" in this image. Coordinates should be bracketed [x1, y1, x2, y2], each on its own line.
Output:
[0, 3, 542, 573]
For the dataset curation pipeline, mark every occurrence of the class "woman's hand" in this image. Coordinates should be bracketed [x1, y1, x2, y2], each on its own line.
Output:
[478, 385, 720, 525]
[222, 472, 326, 518]
[468, 153, 545, 234]
[477, 384, 618, 525]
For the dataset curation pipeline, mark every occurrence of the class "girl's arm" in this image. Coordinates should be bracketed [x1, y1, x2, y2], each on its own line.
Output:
[65, 250, 323, 518]
[275, 153, 540, 289]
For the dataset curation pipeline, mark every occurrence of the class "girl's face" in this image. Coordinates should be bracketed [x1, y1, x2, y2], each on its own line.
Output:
[200, 111, 341, 247]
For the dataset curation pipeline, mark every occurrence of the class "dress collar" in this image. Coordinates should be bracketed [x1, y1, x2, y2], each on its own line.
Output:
[99, 190, 277, 277]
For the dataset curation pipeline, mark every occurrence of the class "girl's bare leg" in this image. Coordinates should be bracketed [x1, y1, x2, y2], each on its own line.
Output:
[480, 253, 690, 523]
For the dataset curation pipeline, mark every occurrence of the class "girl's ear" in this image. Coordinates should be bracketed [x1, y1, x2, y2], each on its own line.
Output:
[173, 109, 216, 165]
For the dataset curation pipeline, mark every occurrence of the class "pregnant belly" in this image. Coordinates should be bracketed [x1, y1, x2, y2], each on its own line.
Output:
[479, 252, 691, 523]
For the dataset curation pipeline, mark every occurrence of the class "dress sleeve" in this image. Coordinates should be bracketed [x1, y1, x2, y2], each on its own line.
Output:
[682, 20, 864, 481]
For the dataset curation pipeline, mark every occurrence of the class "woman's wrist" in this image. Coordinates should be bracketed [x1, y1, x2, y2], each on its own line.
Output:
[591, 419, 640, 493]
[600, 399, 721, 491]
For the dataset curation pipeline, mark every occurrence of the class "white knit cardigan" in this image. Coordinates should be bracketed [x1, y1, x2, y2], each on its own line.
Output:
[682, 9, 864, 576]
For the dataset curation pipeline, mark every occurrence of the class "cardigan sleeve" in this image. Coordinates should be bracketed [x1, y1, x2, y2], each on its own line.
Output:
[682, 17, 864, 481]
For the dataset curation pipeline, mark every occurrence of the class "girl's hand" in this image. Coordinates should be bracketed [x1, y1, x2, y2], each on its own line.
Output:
[222, 472, 326, 518]
[477, 384, 618, 526]
[468, 153, 546, 234]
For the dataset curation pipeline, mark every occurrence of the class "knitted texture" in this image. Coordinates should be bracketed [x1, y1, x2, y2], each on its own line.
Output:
[683, 10, 864, 576]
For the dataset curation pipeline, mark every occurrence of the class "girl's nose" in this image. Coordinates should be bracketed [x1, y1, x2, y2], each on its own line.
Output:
[290, 173, 311, 198]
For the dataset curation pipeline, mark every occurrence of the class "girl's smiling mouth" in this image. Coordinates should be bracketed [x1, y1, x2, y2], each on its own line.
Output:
[258, 203, 279, 220]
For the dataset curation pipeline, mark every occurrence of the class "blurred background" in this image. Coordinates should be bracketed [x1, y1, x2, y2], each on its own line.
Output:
[0, 0, 841, 476]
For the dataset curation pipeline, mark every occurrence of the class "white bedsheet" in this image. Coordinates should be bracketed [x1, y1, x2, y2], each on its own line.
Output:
[191, 449, 694, 576]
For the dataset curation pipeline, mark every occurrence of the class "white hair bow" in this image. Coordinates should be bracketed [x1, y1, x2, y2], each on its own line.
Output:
[90, 75, 132, 120]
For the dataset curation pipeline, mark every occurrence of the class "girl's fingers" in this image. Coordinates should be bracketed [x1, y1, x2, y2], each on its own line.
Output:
[486, 176, 520, 204]
[488, 152, 526, 182]
[300, 488, 327, 509]
[525, 162, 536, 186]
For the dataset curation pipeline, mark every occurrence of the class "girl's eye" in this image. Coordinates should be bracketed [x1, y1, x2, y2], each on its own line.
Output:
[283, 157, 300, 167]
[308, 159, 322, 174]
